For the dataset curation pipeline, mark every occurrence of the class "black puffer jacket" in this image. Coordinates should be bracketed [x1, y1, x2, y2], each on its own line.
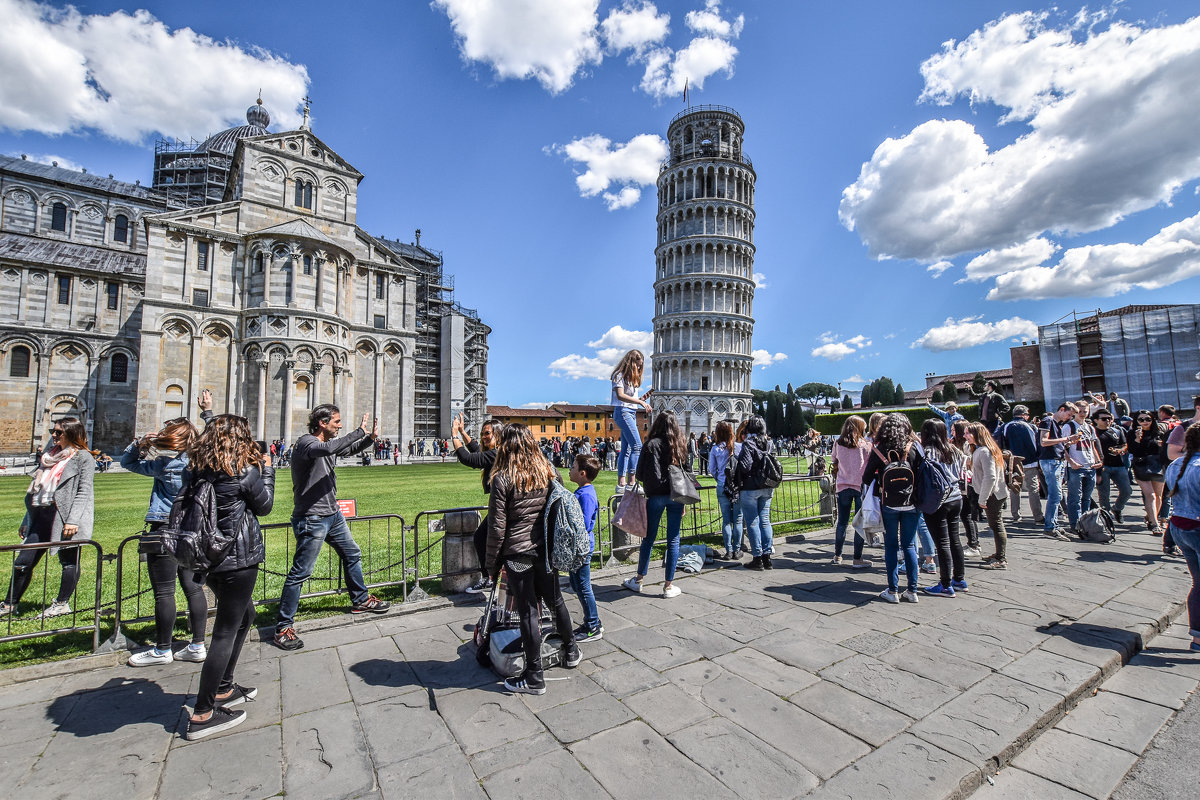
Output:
[485, 474, 550, 576]
[734, 435, 774, 491]
[636, 437, 677, 496]
[187, 464, 274, 573]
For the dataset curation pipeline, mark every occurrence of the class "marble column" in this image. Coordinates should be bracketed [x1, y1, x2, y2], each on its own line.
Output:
[256, 357, 268, 441]
[188, 335, 201, 426]
[373, 351, 383, 422]
[282, 359, 296, 445]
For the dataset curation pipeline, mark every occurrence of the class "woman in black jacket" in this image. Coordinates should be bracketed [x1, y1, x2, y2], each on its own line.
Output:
[623, 411, 688, 598]
[486, 423, 579, 695]
[735, 415, 777, 570]
[1129, 410, 1169, 533]
[185, 415, 274, 741]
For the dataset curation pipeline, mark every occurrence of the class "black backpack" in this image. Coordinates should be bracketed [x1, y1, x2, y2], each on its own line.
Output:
[157, 478, 228, 571]
[877, 444, 916, 509]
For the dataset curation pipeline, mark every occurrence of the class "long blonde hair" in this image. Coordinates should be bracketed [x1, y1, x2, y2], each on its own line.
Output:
[489, 423, 557, 492]
[610, 350, 644, 388]
[967, 422, 1004, 471]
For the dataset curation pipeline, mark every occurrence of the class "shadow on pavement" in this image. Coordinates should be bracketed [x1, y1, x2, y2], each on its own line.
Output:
[47, 677, 185, 736]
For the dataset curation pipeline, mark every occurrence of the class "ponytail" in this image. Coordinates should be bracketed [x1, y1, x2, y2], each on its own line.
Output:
[1169, 424, 1200, 497]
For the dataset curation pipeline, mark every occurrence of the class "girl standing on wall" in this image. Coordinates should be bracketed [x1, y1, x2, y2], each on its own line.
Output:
[610, 350, 653, 495]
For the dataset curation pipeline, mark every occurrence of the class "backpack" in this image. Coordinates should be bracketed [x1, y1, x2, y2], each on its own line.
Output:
[1077, 508, 1116, 543]
[724, 445, 743, 500]
[544, 481, 592, 572]
[877, 444, 916, 509]
[762, 451, 783, 488]
[156, 478, 227, 571]
[1003, 451, 1025, 494]
[915, 458, 957, 515]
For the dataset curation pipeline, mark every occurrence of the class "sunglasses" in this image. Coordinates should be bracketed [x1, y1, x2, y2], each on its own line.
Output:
[1138, 417, 1152, 422]
[1096, 416, 1112, 421]
[50, 429, 64, 437]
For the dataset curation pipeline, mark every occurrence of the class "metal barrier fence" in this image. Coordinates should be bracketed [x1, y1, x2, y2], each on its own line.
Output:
[0, 539, 105, 651]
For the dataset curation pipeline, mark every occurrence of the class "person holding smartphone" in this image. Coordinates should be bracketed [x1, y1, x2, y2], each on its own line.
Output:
[1038, 404, 1078, 540]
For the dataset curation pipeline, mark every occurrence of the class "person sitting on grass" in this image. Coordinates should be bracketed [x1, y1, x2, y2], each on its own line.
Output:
[569, 454, 603, 642]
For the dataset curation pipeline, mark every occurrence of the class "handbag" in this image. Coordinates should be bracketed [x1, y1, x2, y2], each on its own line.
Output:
[613, 483, 648, 538]
[668, 464, 701, 505]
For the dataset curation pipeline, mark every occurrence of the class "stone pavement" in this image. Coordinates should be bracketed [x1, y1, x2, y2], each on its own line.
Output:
[0, 519, 1195, 800]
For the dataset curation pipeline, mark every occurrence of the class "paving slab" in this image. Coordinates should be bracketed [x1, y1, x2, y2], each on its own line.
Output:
[971, 768, 1092, 800]
[999, 648, 1102, 707]
[621, 681, 714, 735]
[653, 618, 743, 658]
[1055, 690, 1175, 754]
[1011, 728, 1138, 800]
[712, 646, 820, 698]
[376, 743, 486, 800]
[281, 702, 375, 800]
[803, 733, 978, 800]
[337, 636, 421, 706]
[669, 716, 819, 799]
[435, 687, 545, 755]
[587, 657, 668, 698]
[605, 624, 702, 670]
[537, 690, 635, 743]
[696, 607, 785, 642]
[482, 746, 611, 800]
[789, 680, 914, 748]
[1099, 663, 1199, 709]
[752, 630, 854, 672]
[280, 648, 351, 716]
[467, 731, 563, 779]
[879, 641, 993, 691]
[820, 653, 960, 717]
[158, 725, 282, 800]
[357, 690, 455, 768]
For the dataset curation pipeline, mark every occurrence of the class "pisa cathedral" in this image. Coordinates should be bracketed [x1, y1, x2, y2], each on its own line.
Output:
[650, 105, 756, 434]
[0, 101, 489, 457]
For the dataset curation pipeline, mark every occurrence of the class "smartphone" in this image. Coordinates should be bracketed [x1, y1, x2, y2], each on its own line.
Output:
[257, 440, 268, 454]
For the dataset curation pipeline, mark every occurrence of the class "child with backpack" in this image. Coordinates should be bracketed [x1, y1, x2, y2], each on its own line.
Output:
[861, 414, 924, 603]
[569, 454, 603, 641]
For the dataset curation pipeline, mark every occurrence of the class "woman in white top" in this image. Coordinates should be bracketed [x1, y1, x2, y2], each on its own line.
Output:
[967, 422, 1010, 570]
[610, 350, 652, 494]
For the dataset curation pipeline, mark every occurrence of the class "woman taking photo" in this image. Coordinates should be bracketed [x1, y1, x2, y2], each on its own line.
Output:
[831, 415, 871, 568]
[185, 415, 274, 741]
[0, 417, 94, 619]
[920, 419, 967, 596]
[1130, 410, 1169, 534]
[122, 416, 209, 666]
[1164, 423, 1200, 653]
[968, 423, 1010, 570]
[624, 411, 688, 595]
[735, 415, 778, 571]
[485, 424, 579, 695]
[708, 421, 742, 561]
[610, 350, 653, 495]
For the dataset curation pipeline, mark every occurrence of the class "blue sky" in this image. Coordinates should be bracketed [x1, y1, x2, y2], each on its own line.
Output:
[2, 0, 1199, 406]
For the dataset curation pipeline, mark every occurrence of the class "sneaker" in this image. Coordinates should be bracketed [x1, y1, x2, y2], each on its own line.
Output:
[745, 556, 764, 571]
[1034, 518, 1046, 526]
[920, 560, 937, 574]
[982, 559, 1008, 570]
[215, 684, 257, 707]
[878, 588, 900, 604]
[186, 706, 246, 741]
[504, 674, 546, 695]
[923, 584, 956, 598]
[1114, 510, 1123, 524]
[465, 577, 493, 595]
[39, 601, 71, 619]
[351, 595, 391, 614]
[273, 627, 305, 651]
[563, 644, 582, 668]
[0, 602, 12, 617]
[614, 485, 626, 495]
[621, 577, 643, 593]
[830, 556, 843, 566]
[1191, 641, 1200, 653]
[851, 559, 872, 569]
[662, 585, 682, 599]
[573, 624, 604, 642]
[176, 643, 207, 663]
[761, 554, 773, 570]
[962, 547, 982, 558]
[128, 648, 173, 667]
[950, 579, 969, 592]
[900, 589, 919, 603]
[1164, 547, 1183, 558]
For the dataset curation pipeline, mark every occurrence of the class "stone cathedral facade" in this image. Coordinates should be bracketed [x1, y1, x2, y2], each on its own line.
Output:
[0, 102, 488, 457]
[650, 105, 756, 434]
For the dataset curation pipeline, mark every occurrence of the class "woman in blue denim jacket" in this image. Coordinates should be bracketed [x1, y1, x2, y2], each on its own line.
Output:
[121, 403, 213, 666]
[1164, 423, 1200, 653]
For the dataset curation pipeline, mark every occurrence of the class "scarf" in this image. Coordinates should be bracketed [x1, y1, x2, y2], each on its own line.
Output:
[28, 446, 77, 507]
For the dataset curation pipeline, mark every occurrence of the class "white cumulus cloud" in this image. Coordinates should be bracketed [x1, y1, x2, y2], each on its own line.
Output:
[433, 0, 602, 94]
[550, 326, 654, 380]
[811, 333, 872, 362]
[752, 350, 788, 369]
[752, 272, 767, 288]
[601, 1, 670, 55]
[551, 133, 669, 209]
[988, 211, 1200, 301]
[962, 237, 1057, 282]
[685, 0, 744, 38]
[839, 12, 1200, 266]
[912, 316, 1038, 351]
[640, 35, 738, 100]
[0, 0, 308, 142]
[841, 374, 866, 385]
[926, 260, 954, 278]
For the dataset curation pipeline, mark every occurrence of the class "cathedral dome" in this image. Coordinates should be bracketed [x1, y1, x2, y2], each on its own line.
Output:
[199, 99, 270, 155]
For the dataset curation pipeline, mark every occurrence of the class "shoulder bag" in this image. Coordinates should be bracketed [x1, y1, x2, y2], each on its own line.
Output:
[668, 464, 701, 505]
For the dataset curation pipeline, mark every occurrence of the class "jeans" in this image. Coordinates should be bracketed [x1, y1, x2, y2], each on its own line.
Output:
[507, 557, 575, 678]
[614, 407, 642, 479]
[1169, 524, 1200, 638]
[717, 489, 744, 554]
[924, 498, 964, 587]
[985, 495, 1008, 560]
[277, 512, 369, 631]
[568, 560, 600, 632]
[882, 507, 919, 592]
[1011, 467, 1043, 523]
[834, 488, 864, 560]
[1066, 467, 1097, 529]
[195, 566, 258, 715]
[1039, 460, 1066, 531]
[1098, 466, 1132, 516]
[638, 495, 684, 581]
[145, 523, 207, 649]
[916, 514, 935, 561]
[6, 504, 81, 606]
[740, 488, 775, 557]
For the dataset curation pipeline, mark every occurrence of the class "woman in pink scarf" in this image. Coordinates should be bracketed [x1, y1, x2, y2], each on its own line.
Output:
[1, 417, 95, 619]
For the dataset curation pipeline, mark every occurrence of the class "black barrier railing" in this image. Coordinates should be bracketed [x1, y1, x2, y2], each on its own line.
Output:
[0, 539, 104, 651]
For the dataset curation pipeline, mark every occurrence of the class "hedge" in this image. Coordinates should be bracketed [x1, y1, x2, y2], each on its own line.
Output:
[813, 400, 1047, 435]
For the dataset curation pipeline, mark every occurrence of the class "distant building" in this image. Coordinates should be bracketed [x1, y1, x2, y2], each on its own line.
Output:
[912, 369, 1015, 405]
[486, 406, 566, 441]
[486, 403, 650, 442]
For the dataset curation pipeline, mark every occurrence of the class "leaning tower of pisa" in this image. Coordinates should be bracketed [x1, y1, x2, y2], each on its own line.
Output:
[651, 105, 756, 434]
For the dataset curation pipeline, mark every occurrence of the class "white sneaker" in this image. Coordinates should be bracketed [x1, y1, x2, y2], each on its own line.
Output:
[878, 588, 900, 604]
[900, 589, 919, 603]
[176, 643, 207, 662]
[128, 648, 173, 667]
[39, 601, 71, 619]
[662, 585, 682, 599]
[622, 577, 642, 593]
[0, 601, 13, 616]
[963, 547, 982, 558]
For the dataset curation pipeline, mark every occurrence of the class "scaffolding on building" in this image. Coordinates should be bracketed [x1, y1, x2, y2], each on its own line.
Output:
[152, 139, 235, 208]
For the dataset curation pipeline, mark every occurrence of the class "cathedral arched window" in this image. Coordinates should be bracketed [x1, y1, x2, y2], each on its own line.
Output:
[294, 180, 313, 209]
[113, 214, 129, 243]
[109, 352, 128, 383]
[303, 255, 312, 275]
[51, 202, 67, 232]
[9, 345, 31, 378]
[254, 252, 264, 273]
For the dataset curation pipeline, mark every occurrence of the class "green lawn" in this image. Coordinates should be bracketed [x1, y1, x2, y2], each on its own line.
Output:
[1, 457, 824, 668]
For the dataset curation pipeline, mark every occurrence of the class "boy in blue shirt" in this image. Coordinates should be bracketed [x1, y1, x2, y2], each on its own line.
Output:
[569, 454, 603, 641]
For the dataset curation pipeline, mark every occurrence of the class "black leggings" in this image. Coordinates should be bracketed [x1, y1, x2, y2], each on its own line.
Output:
[6, 505, 81, 605]
[505, 557, 574, 678]
[924, 498, 964, 586]
[194, 566, 258, 715]
[145, 523, 208, 649]
[474, 516, 489, 575]
[961, 488, 980, 548]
